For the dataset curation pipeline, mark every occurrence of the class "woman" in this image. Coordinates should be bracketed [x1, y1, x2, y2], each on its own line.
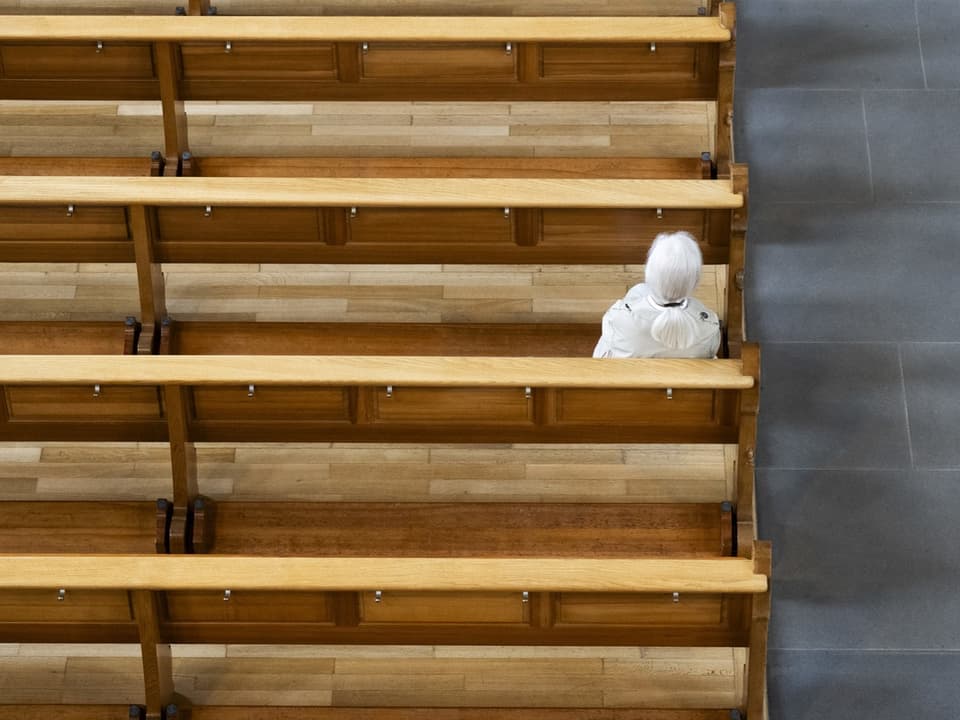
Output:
[593, 231, 721, 358]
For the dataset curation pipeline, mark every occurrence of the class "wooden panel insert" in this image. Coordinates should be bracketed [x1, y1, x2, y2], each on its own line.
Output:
[0, 206, 130, 242]
[0, 589, 131, 622]
[165, 591, 334, 623]
[373, 387, 533, 424]
[0, 43, 155, 79]
[360, 43, 517, 81]
[540, 43, 698, 81]
[554, 389, 720, 425]
[360, 592, 529, 624]
[179, 42, 337, 80]
[155, 207, 323, 245]
[541, 209, 712, 258]
[347, 208, 512, 247]
[556, 593, 725, 626]
[192, 386, 352, 422]
[4, 386, 162, 421]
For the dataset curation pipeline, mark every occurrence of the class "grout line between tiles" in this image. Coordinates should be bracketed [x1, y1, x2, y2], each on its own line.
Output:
[861, 93, 875, 203]
[771, 648, 960, 654]
[758, 466, 912, 473]
[914, 0, 929, 90]
[897, 344, 916, 469]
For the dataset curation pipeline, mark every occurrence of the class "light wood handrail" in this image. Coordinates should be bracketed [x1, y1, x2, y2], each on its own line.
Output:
[0, 16, 731, 43]
[0, 355, 753, 389]
[0, 555, 767, 593]
[0, 177, 742, 210]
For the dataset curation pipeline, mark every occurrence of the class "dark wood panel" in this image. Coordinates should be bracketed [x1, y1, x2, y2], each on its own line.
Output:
[180, 42, 337, 80]
[0, 157, 153, 176]
[556, 593, 725, 626]
[0, 205, 134, 262]
[4, 385, 163, 421]
[196, 156, 705, 180]
[540, 43, 699, 81]
[0, 206, 130, 241]
[553, 389, 725, 427]
[0, 502, 158, 554]
[0, 590, 132, 622]
[0, 42, 156, 79]
[0, 321, 134, 355]
[371, 387, 533, 425]
[192, 386, 353, 422]
[348, 208, 512, 247]
[165, 591, 334, 623]
[541, 209, 730, 265]
[209, 502, 729, 558]
[359, 591, 529, 624]
[168, 322, 599, 358]
[360, 43, 517, 81]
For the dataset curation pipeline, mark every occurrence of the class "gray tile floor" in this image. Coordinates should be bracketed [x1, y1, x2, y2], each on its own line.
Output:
[736, 0, 960, 716]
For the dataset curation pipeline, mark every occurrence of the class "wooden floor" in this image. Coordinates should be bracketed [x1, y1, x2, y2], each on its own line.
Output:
[0, 644, 746, 708]
[0, 13, 735, 704]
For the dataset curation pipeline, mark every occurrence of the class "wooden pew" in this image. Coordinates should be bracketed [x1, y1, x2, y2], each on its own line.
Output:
[0, 547, 771, 720]
[0, 167, 749, 355]
[0, 345, 760, 555]
[0, 7, 738, 174]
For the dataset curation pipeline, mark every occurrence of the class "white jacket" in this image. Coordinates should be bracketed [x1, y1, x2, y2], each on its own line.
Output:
[593, 283, 721, 359]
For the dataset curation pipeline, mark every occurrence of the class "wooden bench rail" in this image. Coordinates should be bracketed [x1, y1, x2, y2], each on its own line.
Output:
[0, 16, 732, 43]
[0, 354, 753, 388]
[0, 554, 767, 593]
[0, 176, 741, 209]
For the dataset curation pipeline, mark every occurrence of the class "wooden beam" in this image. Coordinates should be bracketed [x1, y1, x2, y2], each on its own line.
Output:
[129, 205, 166, 355]
[154, 42, 189, 174]
[164, 385, 198, 553]
[131, 590, 175, 720]
[0, 16, 731, 42]
[0, 555, 768, 593]
[716, 2, 737, 176]
[0, 355, 754, 390]
[746, 541, 772, 720]
[0, 177, 743, 210]
[726, 163, 748, 357]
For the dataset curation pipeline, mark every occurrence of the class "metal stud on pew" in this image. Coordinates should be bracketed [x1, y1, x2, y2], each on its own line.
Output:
[656, 207, 663, 220]
[374, 590, 383, 603]
[521, 591, 529, 604]
[385, 385, 393, 399]
[96, 41, 104, 53]
[224, 41, 232, 54]
[93, 384, 101, 398]
[66, 204, 75, 218]
[361, 42, 370, 54]
[672, 592, 680, 603]
[223, 589, 231, 602]
[203, 205, 213, 218]
[57, 589, 66, 602]
[505, 42, 513, 55]
[649, 42, 657, 53]
[524, 386, 532, 400]
[666, 388, 673, 400]
[503, 208, 511, 219]
[247, 384, 256, 398]
[350, 207, 358, 219]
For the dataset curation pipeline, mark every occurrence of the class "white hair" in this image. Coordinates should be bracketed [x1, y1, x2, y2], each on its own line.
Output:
[645, 231, 703, 350]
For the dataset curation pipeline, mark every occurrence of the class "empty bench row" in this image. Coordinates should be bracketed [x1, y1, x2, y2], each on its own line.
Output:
[0, 6, 737, 173]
